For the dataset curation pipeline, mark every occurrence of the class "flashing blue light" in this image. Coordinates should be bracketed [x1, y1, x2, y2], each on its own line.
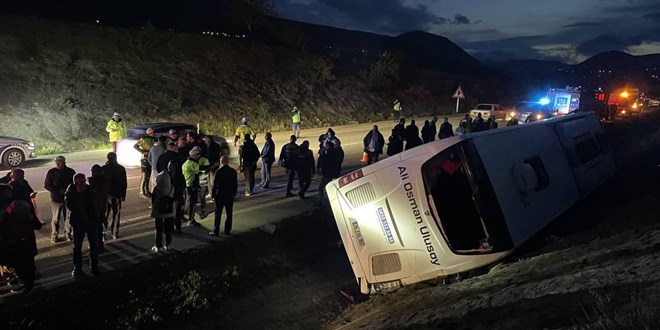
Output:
[539, 97, 551, 105]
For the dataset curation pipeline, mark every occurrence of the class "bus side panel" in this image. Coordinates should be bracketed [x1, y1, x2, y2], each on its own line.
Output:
[472, 122, 581, 245]
[554, 115, 616, 195]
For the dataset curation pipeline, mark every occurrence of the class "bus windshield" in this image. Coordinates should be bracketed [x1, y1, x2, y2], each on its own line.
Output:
[421, 140, 513, 254]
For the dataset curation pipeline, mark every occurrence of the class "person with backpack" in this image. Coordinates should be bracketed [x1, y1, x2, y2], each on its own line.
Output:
[151, 161, 177, 252]
[279, 135, 300, 197]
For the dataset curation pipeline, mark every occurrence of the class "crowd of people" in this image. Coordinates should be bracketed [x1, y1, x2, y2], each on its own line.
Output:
[0, 112, 348, 296]
[1, 108, 495, 297]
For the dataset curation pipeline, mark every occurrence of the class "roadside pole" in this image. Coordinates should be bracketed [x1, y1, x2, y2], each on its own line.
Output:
[452, 86, 465, 113]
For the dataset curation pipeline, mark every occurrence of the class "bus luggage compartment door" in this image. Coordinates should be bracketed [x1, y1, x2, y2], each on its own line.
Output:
[554, 115, 615, 194]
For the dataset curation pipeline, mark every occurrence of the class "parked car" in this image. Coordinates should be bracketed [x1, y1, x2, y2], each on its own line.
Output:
[0, 136, 36, 168]
[116, 123, 229, 167]
[469, 104, 507, 121]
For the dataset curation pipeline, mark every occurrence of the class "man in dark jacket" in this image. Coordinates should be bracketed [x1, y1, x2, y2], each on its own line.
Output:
[392, 118, 406, 142]
[439, 117, 454, 139]
[279, 135, 300, 197]
[421, 120, 433, 144]
[5, 170, 42, 295]
[363, 125, 385, 165]
[404, 120, 422, 150]
[203, 135, 221, 193]
[259, 132, 275, 189]
[241, 134, 260, 196]
[296, 141, 315, 200]
[429, 116, 438, 142]
[210, 155, 238, 236]
[44, 155, 76, 243]
[316, 141, 342, 207]
[101, 152, 127, 239]
[65, 173, 101, 277]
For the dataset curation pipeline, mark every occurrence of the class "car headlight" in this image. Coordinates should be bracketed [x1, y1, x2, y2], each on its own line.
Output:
[510, 111, 517, 117]
[536, 114, 543, 120]
[27, 142, 35, 149]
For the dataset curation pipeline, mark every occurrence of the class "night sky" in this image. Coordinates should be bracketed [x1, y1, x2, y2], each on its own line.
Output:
[273, 0, 660, 63]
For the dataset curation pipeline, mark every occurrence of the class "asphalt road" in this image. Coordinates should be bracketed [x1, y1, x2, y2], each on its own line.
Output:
[1, 114, 465, 298]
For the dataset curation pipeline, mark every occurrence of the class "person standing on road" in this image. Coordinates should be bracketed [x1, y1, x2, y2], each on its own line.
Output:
[363, 125, 385, 165]
[102, 152, 127, 240]
[439, 117, 454, 139]
[149, 136, 168, 193]
[291, 106, 301, 139]
[421, 120, 433, 144]
[210, 155, 237, 237]
[240, 134, 260, 197]
[392, 99, 402, 120]
[234, 117, 256, 172]
[156, 143, 185, 234]
[105, 112, 126, 153]
[44, 155, 76, 243]
[472, 113, 485, 132]
[134, 128, 156, 198]
[429, 116, 438, 142]
[203, 135, 221, 194]
[279, 135, 300, 197]
[66, 173, 101, 278]
[2, 181, 42, 295]
[296, 140, 315, 200]
[182, 146, 203, 227]
[316, 141, 342, 207]
[258, 132, 275, 189]
[488, 117, 499, 130]
[404, 120, 422, 150]
[88, 165, 108, 251]
[151, 161, 176, 252]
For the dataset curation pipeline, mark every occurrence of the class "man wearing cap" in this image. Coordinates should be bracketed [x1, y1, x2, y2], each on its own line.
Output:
[182, 146, 203, 226]
[106, 112, 127, 153]
[291, 106, 301, 139]
[168, 129, 179, 144]
[134, 128, 156, 198]
[234, 117, 256, 172]
[44, 155, 77, 243]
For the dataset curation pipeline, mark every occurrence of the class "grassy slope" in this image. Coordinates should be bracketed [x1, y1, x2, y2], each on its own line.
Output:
[0, 14, 397, 153]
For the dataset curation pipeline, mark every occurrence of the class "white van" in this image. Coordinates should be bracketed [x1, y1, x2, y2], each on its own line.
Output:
[326, 112, 614, 294]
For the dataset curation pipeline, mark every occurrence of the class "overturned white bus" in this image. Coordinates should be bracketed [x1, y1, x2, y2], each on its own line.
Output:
[326, 112, 615, 294]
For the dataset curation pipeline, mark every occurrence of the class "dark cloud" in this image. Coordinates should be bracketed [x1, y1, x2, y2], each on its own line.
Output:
[575, 34, 646, 55]
[563, 22, 601, 28]
[275, 0, 475, 35]
[452, 14, 470, 25]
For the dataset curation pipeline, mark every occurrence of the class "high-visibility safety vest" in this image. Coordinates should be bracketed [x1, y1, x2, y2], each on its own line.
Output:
[182, 158, 200, 187]
[135, 136, 155, 159]
[234, 124, 256, 144]
[393, 100, 401, 112]
[106, 119, 127, 142]
[292, 111, 301, 123]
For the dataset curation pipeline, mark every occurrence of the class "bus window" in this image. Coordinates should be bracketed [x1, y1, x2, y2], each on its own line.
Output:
[422, 142, 513, 254]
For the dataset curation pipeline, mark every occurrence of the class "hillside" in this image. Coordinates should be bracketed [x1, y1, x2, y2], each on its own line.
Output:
[0, 13, 469, 153]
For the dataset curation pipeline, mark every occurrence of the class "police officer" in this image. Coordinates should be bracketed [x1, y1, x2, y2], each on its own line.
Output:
[234, 117, 256, 172]
[182, 146, 203, 227]
[105, 112, 127, 153]
[134, 128, 156, 198]
[291, 106, 301, 138]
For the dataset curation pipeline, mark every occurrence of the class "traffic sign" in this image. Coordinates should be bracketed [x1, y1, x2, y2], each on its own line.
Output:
[452, 86, 465, 99]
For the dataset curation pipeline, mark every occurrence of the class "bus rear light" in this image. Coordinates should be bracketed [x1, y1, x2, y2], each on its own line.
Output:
[339, 169, 364, 188]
